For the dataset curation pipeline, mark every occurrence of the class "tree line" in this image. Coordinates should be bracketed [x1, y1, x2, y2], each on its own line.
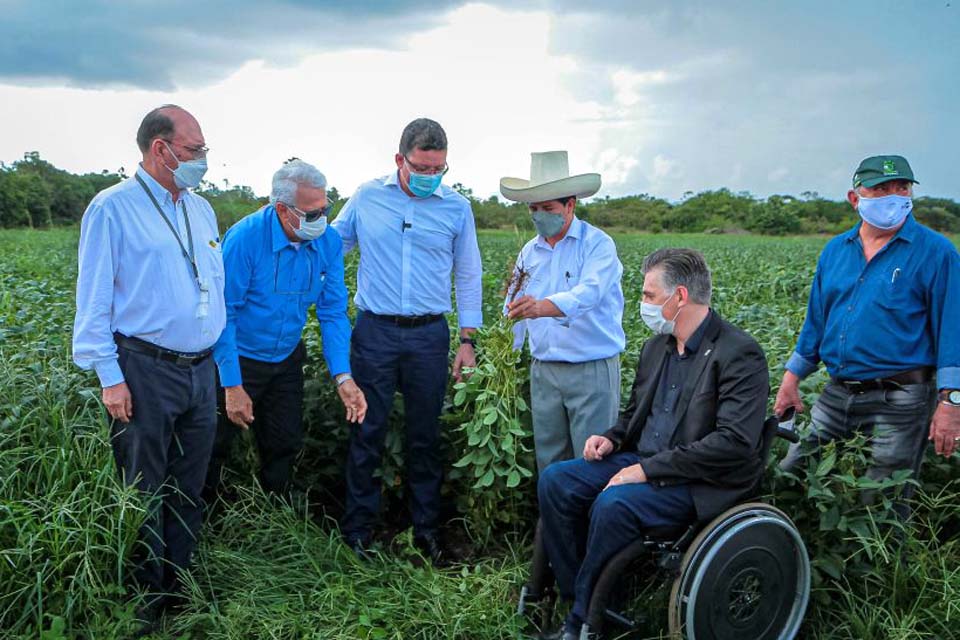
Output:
[3, 153, 959, 235]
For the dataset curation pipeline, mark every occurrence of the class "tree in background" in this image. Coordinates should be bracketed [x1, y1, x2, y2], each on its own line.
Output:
[1, 154, 958, 236]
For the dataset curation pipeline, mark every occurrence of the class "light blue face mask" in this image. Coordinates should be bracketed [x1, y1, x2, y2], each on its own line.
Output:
[407, 170, 444, 198]
[163, 141, 208, 190]
[531, 211, 565, 238]
[857, 194, 912, 230]
[294, 215, 327, 241]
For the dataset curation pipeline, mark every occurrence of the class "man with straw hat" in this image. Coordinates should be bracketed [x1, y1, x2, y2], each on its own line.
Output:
[501, 151, 625, 472]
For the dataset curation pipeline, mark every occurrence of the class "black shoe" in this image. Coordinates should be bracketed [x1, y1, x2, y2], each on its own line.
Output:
[537, 627, 597, 640]
[413, 532, 449, 567]
[131, 600, 164, 638]
[345, 535, 375, 562]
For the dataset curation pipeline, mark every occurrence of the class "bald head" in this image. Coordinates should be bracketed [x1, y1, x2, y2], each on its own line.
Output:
[136, 104, 201, 153]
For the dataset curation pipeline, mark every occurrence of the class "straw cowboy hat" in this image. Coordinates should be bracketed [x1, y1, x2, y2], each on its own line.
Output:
[500, 151, 601, 203]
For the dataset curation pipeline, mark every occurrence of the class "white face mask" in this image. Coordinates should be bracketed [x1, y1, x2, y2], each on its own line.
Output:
[640, 292, 682, 335]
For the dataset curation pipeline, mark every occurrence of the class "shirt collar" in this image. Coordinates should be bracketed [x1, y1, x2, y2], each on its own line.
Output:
[843, 213, 917, 245]
[135, 164, 181, 205]
[666, 309, 712, 355]
[384, 169, 448, 199]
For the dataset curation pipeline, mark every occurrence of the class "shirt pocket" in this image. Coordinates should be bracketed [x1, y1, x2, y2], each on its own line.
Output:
[201, 243, 225, 283]
[875, 271, 920, 312]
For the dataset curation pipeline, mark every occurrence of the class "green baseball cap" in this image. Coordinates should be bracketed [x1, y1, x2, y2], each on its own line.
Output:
[852, 155, 918, 188]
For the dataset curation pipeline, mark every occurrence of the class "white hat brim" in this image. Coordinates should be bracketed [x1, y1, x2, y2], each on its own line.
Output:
[499, 174, 601, 203]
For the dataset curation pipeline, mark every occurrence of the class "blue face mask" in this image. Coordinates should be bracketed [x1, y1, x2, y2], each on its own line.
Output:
[531, 211, 565, 238]
[857, 194, 912, 230]
[407, 170, 443, 198]
[163, 141, 208, 190]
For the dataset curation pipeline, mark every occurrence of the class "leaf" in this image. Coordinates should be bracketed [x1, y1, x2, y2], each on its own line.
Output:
[506, 469, 521, 488]
[815, 450, 836, 477]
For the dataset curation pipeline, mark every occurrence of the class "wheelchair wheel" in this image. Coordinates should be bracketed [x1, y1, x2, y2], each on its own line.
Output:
[667, 503, 810, 640]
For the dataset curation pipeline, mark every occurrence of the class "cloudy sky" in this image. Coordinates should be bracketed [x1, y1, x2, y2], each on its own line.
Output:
[1, 1, 957, 201]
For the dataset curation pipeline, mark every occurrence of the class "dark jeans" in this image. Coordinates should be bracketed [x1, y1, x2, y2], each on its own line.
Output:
[341, 311, 450, 542]
[205, 342, 306, 496]
[110, 346, 217, 595]
[538, 453, 696, 630]
[781, 381, 938, 515]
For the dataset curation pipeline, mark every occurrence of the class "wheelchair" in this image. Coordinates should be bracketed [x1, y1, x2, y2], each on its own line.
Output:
[517, 416, 811, 640]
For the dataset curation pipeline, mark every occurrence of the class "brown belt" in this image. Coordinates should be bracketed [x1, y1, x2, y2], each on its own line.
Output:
[832, 366, 935, 393]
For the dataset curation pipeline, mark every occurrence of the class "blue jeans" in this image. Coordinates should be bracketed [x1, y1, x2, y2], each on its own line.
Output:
[538, 453, 696, 629]
[341, 312, 450, 541]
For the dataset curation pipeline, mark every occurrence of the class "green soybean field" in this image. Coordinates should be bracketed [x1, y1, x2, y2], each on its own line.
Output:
[2, 228, 959, 640]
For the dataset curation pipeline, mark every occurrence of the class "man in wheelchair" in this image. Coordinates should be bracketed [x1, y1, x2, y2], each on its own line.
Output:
[536, 248, 770, 640]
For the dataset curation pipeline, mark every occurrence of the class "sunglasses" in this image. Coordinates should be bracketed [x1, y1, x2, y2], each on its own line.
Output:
[284, 202, 333, 222]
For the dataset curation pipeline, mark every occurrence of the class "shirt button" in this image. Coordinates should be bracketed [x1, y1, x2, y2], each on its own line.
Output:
[859, 277, 864, 283]
[847, 306, 853, 311]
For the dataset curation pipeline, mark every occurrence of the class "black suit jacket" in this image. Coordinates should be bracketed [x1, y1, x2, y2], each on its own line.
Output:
[601, 311, 770, 521]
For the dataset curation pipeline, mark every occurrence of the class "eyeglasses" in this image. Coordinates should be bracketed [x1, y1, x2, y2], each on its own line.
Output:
[162, 138, 210, 159]
[284, 202, 333, 222]
[404, 157, 449, 176]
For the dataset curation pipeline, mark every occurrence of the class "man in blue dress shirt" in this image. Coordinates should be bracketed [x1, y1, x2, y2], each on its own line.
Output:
[207, 159, 367, 499]
[777, 155, 960, 511]
[331, 118, 483, 563]
[72, 105, 225, 627]
[500, 151, 625, 472]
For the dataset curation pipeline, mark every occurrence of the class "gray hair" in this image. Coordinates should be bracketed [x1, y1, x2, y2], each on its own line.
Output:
[270, 159, 327, 205]
[399, 118, 447, 156]
[642, 248, 712, 305]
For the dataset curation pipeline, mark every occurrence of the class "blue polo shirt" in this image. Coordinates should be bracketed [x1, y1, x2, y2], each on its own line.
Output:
[786, 215, 960, 390]
[213, 205, 351, 387]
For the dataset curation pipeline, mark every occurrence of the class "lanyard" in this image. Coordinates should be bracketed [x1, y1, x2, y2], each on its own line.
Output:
[135, 174, 200, 285]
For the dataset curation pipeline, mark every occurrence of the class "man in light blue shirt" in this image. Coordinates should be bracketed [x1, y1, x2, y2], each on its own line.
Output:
[207, 159, 366, 499]
[72, 105, 225, 628]
[331, 118, 482, 563]
[501, 151, 625, 471]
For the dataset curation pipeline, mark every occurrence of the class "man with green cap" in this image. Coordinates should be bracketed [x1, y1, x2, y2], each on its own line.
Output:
[777, 155, 960, 512]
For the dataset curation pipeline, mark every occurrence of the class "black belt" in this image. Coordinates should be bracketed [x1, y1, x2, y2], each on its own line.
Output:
[832, 366, 935, 393]
[362, 311, 445, 328]
[114, 333, 212, 367]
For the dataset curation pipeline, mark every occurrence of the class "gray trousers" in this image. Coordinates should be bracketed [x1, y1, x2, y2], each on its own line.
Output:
[530, 355, 621, 472]
[780, 381, 937, 514]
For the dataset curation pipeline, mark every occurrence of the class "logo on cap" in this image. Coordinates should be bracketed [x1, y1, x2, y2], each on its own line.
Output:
[882, 160, 897, 175]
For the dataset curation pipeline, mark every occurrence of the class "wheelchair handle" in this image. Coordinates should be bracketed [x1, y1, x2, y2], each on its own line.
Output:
[776, 426, 800, 443]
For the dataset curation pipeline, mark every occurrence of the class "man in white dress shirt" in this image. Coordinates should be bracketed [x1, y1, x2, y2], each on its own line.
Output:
[72, 105, 225, 630]
[502, 151, 625, 472]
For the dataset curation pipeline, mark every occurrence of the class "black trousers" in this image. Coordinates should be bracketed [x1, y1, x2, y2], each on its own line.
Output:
[205, 341, 305, 496]
[110, 345, 217, 595]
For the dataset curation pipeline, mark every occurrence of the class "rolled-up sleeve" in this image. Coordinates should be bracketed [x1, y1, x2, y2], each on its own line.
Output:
[316, 230, 352, 378]
[72, 201, 124, 388]
[453, 204, 483, 329]
[546, 235, 622, 321]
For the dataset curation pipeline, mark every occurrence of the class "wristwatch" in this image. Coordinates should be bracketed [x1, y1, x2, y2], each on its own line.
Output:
[459, 337, 476, 347]
[943, 389, 960, 407]
[335, 373, 353, 387]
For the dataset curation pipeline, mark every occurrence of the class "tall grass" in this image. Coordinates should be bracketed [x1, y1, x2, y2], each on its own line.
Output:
[2, 228, 960, 639]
